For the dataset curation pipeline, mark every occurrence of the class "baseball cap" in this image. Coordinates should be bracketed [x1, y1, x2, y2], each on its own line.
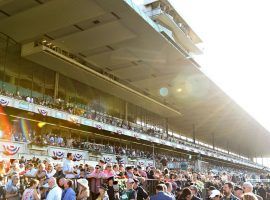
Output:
[127, 178, 135, 183]
[210, 190, 221, 198]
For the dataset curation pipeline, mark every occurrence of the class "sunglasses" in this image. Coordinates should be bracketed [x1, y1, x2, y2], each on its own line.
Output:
[95, 167, 100, 169]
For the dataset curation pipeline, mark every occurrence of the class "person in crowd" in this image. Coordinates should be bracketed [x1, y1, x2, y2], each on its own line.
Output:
[5, 174, 20, 200]
[62, 179, 76, 200]
[46, 177, 62, 200]
[206, 186, 217, 200]
[57, 177, 66, 190]
[113, 165, 120, 176]
[176, 188, 182, 200]
[88, 165, 105, 200]
[63, 153, 76, 179]
[125, 166, 134, 179]
[35, 163, 47, 185]
[178, 187, 193, 200]
[265, 185, 270, 200]
[77, 179, 90, 200]
[165, 182, 175, 200]
[7, 162, 21, 176]
[54, 163, 64, 179]
[210, 190, 222, 200]
[150, 184, 173, 200]
[46, 162, 56, 178]
[134, 178, 149, 200]
[189, 185, 200, 200]
[121, 178, 137, 200]
[107, 176, 119, 200]
[104, 163, 116, 177]
[24, 163, 37, 178]
[96, 184, 109, 200]
[234, 186, 243, 199]
[22, 179, 40, 200]
[221, 182, 239, 200]
[257, 184, 266, 200]
[243, 182, 263, 200]
[99, 160, 106, 170]
[137, 166, 147, 178]
[241, 193, 259, 200]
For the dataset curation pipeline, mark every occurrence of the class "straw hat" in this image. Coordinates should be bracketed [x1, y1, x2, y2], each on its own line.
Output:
[77, 179, 89, 188]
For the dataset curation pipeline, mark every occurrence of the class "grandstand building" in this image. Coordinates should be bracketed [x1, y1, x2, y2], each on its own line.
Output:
[0, 0, 269, 172]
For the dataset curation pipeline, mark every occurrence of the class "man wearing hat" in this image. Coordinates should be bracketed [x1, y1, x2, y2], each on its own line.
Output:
[233, 186, 243, 199]
[133, 178, 149, 200]
[120, 178, 136, 200]
[107, 176, 120, 200]
[209, 190, 222, 200]
[77, 179, 90, 200]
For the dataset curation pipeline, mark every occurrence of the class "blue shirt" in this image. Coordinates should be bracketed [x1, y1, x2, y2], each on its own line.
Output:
[62, 188, 76, 200]
[150, 191, 174, 200]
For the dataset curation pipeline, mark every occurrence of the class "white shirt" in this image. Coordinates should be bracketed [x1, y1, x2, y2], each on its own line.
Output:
[25, 168, 37, 177]
[46, 185, 62, 200]
[47, 169, 56, 178]
[63, 159, 75, 178]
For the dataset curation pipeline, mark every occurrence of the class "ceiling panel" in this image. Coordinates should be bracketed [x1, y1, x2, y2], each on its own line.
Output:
[53, 21, 137, 53]
[0, 0, 105, 42]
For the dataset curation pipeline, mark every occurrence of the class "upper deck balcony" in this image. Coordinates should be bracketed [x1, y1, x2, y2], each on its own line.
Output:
[141, 0, 203, 55]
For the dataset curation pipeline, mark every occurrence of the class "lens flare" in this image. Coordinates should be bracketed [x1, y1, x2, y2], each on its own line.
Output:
[159, 87, 169, 97]
[19, 119, 30, 141]
[0, 106, 11, 140]
[38, 122, 46, 128]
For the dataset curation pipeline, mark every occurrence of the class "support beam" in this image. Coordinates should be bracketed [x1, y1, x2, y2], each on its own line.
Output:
[54, 72, 59, 101]
[165, 118, 168, 138]
[125, 101, 128, 121]
[192, 123, 196, 144]
[227, 141, 229, 154]
[212, 133, 215, 150]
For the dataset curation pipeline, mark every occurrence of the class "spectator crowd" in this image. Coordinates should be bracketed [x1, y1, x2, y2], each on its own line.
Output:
[0, 153, 269, 200]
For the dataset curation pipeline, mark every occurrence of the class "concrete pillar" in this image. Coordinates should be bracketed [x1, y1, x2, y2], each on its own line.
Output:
[227, 141, 229, 154]
[192, 124, 196, 144]
[165, 118, 168, 137]
[125, 101, 128, 121]
[212, 133, 215, 150]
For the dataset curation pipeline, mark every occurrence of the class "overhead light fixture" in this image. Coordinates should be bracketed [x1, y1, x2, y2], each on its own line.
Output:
[177, 88, 182, 92]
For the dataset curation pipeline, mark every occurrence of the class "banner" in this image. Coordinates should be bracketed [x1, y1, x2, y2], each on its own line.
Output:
[102, 154, 116, 163]
[74, 153, 83, 161]
[94, 122, 104, 130]
[52, 150, 65, 159]
[145, 160, 154, 167]
[48, 147, 88, 160]
[0, 97, 9, 107]
[37, 108, 48, 116]
[3, 144, 20, 156]
[137, 159, 146, 167]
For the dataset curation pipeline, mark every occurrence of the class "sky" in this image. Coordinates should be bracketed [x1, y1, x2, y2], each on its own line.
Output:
[133, 0, 270, 165]
[172, 0, 270, 166]
[169, 0, 270, 132]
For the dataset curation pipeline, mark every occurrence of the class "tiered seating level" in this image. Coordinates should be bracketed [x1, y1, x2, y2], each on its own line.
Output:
[0, 93, 264, 170]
